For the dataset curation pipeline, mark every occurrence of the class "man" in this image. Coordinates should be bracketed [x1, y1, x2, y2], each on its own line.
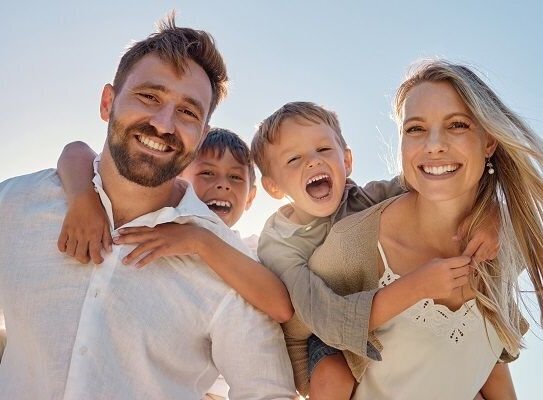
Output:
[0, 15, 295, 400]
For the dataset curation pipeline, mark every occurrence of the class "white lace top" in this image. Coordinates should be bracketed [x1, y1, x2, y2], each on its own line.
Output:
[353, 243, 504, 400]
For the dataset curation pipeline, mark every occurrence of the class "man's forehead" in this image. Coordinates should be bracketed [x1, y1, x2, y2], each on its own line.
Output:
[121, 54, 212, 109]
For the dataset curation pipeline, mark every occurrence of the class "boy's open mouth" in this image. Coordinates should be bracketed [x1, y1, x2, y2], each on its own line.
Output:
[205, 199, 232, 213]
[306, 174, 332, 199]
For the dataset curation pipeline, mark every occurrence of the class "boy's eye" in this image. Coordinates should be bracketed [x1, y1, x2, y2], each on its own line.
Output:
[230, 175, 244, 182]
[317, 147, 332, 152]
[287, 156, 300, 165]
[199, 170, 214, 176]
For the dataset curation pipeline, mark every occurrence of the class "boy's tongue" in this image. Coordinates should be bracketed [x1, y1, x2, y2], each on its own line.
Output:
[306, 180, 331, 199]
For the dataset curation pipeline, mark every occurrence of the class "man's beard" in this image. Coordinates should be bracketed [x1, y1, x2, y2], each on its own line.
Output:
[107, 115, 197, 187]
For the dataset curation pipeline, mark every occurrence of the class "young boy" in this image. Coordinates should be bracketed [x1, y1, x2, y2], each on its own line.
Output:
[56, 128, 294, 400]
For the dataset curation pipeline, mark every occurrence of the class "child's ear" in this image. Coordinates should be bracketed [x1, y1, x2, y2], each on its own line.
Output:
[244, 185, 257, 211]
[344, 148, 353, 177]
[100, 84, 115, 122]
[261, 176, 284, 200]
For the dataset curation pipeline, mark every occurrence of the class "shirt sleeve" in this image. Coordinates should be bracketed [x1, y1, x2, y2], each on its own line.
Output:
[258, 228, 378, 359]
[210, 291, 296, 400]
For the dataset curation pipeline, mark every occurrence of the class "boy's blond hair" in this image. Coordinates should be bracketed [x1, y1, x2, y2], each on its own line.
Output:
[251, 101, 348, 176]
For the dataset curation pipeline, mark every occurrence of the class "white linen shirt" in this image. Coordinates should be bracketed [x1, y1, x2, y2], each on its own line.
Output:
[0, 163, 295, 400]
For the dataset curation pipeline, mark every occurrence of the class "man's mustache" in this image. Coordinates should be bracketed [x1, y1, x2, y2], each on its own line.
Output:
[127, 123, 183, 149]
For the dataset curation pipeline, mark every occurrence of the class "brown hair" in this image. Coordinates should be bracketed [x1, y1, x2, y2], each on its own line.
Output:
[251, 101, 347, 176]
[199, 127, 256, 186]
[113, 12, 228, 117]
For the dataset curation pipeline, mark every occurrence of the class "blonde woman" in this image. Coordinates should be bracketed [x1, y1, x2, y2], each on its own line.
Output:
[307, 60, 542, 399]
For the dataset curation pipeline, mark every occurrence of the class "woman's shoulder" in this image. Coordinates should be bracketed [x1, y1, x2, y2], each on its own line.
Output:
[330, 195, 403, 235]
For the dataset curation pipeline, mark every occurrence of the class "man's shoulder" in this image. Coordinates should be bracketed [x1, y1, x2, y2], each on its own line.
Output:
[0, 169, 60, 198]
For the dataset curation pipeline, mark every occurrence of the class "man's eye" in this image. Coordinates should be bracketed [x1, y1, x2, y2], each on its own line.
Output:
[179, 108, 198, 119]
[138, 93, 158, 102]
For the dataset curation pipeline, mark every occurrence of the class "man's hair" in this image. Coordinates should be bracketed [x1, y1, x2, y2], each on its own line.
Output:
[251, 101, 347, 176]
[113, 12, 228, 116]
[199, 127, 256, 186]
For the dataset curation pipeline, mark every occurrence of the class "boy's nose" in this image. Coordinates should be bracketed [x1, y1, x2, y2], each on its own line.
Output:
[306, 157, 323, 168]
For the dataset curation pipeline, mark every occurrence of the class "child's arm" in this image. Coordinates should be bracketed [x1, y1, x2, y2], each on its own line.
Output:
[115, 224, 294, 323]
[480, 363, 517, 400]
[57, 141, 112, 264]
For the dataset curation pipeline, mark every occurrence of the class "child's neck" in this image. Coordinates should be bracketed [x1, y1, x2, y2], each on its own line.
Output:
[285, 204, 318, 225]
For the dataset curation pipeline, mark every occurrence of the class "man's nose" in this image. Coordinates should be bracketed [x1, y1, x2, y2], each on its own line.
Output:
[149, 105, 176, 135]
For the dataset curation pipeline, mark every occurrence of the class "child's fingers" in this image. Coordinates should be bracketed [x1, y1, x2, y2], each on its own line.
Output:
[136, 251, 162, 268]
[114, 231, 155, 245]
[89, 239, 104, 264]
[118, 226, 154, 235]
[123, 240, 159, 265]
[58, 229, 68, 252]
[102, 226, 113, 253]
[74, 240, 91, 264]
[65, 235, 77, 258]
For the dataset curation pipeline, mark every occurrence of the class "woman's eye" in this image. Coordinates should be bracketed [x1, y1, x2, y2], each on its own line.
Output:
[404, 125, 424, 135]
[449, 121, 470, 130]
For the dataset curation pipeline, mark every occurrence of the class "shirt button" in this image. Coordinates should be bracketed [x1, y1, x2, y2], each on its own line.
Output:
[79, 346, 88, 355]
[305, 225, 312, 231]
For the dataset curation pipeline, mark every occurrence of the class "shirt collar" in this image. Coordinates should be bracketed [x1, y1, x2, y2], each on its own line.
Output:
[92, 154, 221, 231]
[270, 178, 358, 239]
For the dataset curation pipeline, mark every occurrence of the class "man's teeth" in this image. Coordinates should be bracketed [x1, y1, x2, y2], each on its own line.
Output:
[306, 174, 329, 185]
[137, 136, 169, 152]
[206, 200, 232, 208]
[422, 164, 459, 176]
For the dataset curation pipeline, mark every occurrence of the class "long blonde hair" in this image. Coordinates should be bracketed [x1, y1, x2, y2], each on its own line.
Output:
[393, 59, 543, 356]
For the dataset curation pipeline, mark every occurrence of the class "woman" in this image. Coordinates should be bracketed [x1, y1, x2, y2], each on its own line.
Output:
[308, 59, 543, 399]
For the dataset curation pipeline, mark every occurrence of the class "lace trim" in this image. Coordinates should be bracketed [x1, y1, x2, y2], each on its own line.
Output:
[379, 267, 478, 344]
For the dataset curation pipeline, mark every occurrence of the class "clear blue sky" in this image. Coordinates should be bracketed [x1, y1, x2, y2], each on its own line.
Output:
[1, 1, 541, 396]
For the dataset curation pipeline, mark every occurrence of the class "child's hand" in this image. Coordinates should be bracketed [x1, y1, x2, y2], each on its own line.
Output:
[57, 188, 112, 264]
[114, 223, 206, 267]
[409, 256, 472, 300]
[455, 203, 500, 262]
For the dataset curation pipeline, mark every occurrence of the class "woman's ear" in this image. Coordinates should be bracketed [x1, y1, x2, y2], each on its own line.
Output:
[485, 133, 498, 157]
[261, 176, 285, 200]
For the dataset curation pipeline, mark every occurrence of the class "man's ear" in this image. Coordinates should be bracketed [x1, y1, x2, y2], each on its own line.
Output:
[244, 185, 257, 211]
[261, 176, 285, 200]
[344, 148, 353, 177]
[100, 84, 115, 122]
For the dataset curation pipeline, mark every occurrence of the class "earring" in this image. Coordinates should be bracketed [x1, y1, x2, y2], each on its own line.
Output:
[486, 157, 495, 175]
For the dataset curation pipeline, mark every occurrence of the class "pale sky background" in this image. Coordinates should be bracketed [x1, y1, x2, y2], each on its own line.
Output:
[1, 0, 542, 397]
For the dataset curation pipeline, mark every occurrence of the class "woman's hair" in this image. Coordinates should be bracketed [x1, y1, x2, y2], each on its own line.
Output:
[393, 59, 543, 356]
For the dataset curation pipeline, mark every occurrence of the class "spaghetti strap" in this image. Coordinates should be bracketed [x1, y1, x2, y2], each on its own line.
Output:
[377, 241, 390, 270]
